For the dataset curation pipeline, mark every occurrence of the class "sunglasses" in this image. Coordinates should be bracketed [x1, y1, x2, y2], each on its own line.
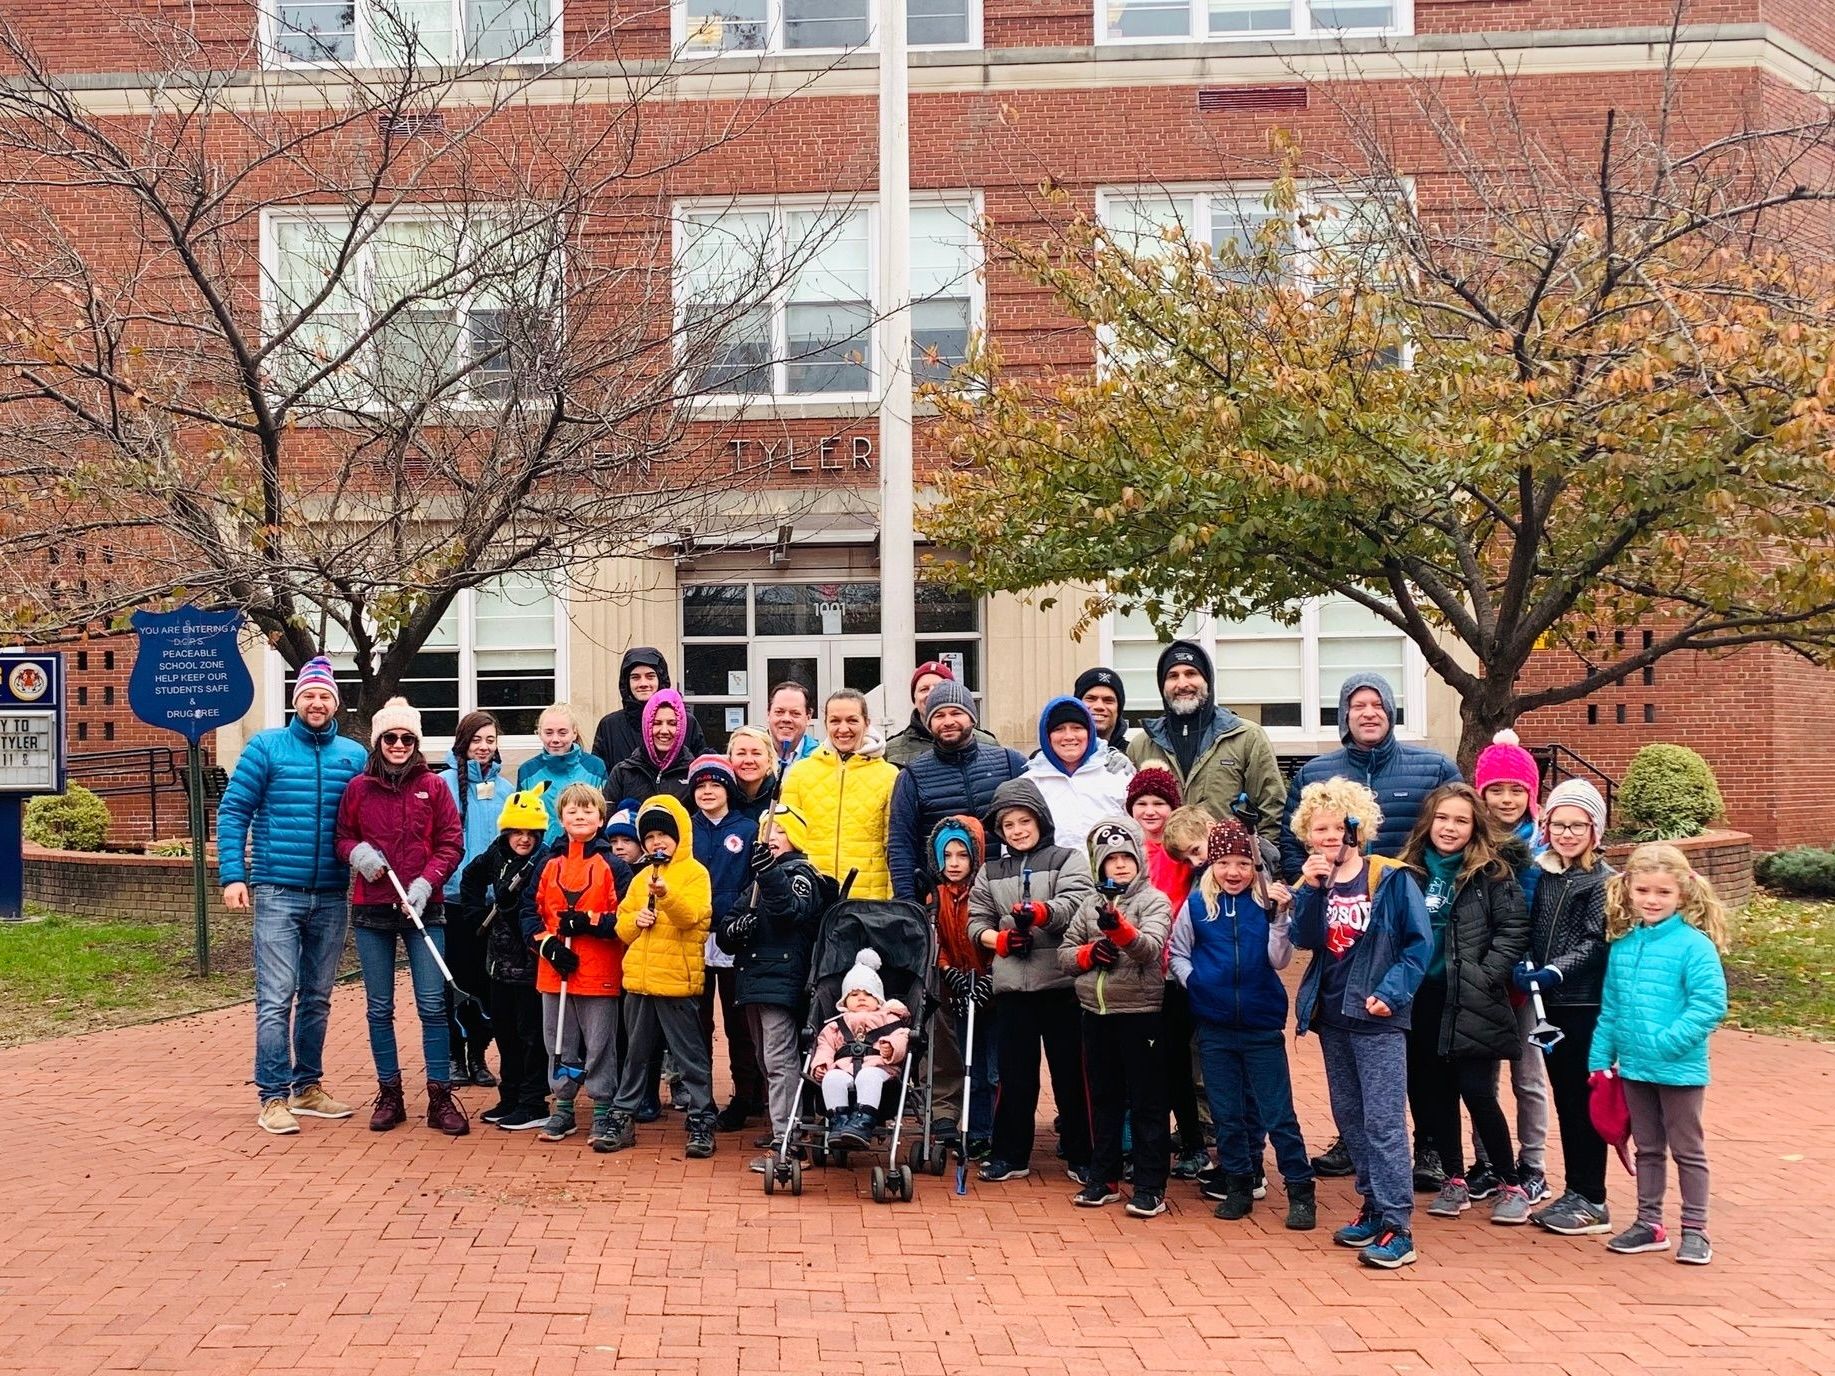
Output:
[379, 731, 419, 746]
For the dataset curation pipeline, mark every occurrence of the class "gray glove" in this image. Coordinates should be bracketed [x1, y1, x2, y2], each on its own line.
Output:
[405, 877, 433, 919]
[348, 842, 387, 882]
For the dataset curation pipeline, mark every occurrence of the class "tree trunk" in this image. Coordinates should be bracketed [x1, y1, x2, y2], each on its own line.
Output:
[1454, 687, 1517, 778]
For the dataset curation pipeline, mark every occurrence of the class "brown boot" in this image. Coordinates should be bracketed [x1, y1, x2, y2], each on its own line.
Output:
[369, 1078, 407, 1133]
[427, 1080, 470, 1137]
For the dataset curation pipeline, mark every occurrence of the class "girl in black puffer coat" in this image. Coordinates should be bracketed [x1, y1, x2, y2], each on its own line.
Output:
[1398, 783, 1531, 1222]
[458, 793, 549, 1130]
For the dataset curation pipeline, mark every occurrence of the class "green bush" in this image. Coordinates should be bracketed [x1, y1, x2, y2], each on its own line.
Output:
[1616, 743, 1725, 841]
[1755, 848, 1835, 899]
[24, 785, 114, 852]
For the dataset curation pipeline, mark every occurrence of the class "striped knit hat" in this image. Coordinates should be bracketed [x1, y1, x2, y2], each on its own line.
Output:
[293, 655, 340, 707]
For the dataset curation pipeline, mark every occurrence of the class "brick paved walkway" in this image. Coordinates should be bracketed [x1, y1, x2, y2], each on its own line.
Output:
[1, 979, 1832, 1376]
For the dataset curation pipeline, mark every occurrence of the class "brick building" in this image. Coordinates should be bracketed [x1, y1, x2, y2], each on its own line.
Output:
[6, 1, 1833, 849]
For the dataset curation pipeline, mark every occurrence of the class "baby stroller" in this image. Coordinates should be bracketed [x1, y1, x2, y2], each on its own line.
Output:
[762, 895, 944, 1203]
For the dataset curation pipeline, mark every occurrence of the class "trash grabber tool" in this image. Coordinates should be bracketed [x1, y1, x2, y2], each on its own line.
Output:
[384, 864, 491, 1033]
[955, 989, 977, 1197]
[1527, 980, 1565, 1054]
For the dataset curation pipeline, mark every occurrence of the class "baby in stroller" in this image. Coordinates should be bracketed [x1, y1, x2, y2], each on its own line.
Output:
[812, 949, 911, 1148]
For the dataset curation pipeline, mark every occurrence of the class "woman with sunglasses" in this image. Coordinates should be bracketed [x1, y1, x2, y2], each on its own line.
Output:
[335, 697, 468, 1135]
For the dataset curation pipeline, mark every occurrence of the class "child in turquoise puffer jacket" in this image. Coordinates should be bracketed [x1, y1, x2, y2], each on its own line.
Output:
[1589, 843, 1727, 1266]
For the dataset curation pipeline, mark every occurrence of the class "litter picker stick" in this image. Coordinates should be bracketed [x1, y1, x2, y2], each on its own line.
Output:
[551, 941, 584, 1083]
[1527, 979, 1566, 1054]
[383, 865, 491, 1031]
[956, 990, 976, 1196]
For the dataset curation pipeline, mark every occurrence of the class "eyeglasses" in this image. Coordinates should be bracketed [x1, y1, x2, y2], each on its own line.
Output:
[1546, 821, 1592, 835]
[380, 732, 418, 746]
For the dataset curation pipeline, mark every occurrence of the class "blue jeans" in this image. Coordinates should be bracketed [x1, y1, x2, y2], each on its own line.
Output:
[353, 924, 452, 1083]
[251, 886, 349, 1103]
[1196, 1023, 1312, 1185]
[1318, 1025, 1412, 1232]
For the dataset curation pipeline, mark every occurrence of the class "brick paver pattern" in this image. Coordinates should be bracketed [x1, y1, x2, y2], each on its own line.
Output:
[1, 976, 1832, 1375]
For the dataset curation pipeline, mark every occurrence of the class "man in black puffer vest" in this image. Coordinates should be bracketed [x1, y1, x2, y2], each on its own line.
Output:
[888, 682, 1028, 901]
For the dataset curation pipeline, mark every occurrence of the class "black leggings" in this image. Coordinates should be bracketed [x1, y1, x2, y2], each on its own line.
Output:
[1407, 983, 1516, 1186]
[1159, 979, 1205, 1155]
[1544, 1004, 1608, 1204]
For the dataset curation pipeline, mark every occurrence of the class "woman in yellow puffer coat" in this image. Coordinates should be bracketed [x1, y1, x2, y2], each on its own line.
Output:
[780, 689, 898, 900]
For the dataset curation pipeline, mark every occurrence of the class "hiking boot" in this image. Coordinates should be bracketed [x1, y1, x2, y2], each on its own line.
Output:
[288, 1084, 353, 1119]
[497, 1104, 550, 1131]
[368, 1079, 407, 1133]
[1312, 1136, 1355, 1178]
[426, 1081, 469, 1137]
[714, 1100, 757, 1133]
[1519, 1167, 1552, 1204]
[1412, 1147, 1446, 1193]
[1676, 1229, 1712, 1265]
[536, 1102, 578, 1141]
[1465, 1163, 1501, 1202]
[1360, 1228, 1418, 1269]
[1285, 1181, 1317, 1232]
[1427, 1178, 1471, 1218]
[978, 1159, 1029, 1183]
[1607, 1220, 1670, 1254]
[1126, 1189, 1167, 1218]
[1491, 1184, 1534, 1225]
[467, 1052, 497, 1089]
[590, 1110, 636, 1153]
[1532, 1190, 1611, 1235]
[1170, 1150, 1208, 1180]
[258, 1098, 300, 1135]
[1333, 1201, 1383, 1248]
[684, 1111, 717, 1159]
[1213, 1172, 1256, 1221]
[1074, 1180, 1122, 1207]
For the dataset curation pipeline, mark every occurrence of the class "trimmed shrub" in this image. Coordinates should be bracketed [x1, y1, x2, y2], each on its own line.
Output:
[1616, 743, 1725, 841]
[1755, 847, 1835, 899]
[24, 785, 113, 852]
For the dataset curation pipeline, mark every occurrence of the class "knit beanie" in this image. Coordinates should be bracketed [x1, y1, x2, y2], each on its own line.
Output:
[636, 801, 680, 845]
[1206, 818, 1257, 864]
[603, 805, 640, 845]
[924, 679, 978, 728]
[1473, 728, 1542, 816]
[369, 696, 422, 743]
[912, 659, 954, 695]
[1126, 766, 1181, 811]
[1538, 778, 1608, 846]
[1044, 699, 1091, 734]
[687, 753, 738, 795]
[1073, 666, 1125, 713]
[293, 656, 341, 707]
[840, 949, 886, 1006]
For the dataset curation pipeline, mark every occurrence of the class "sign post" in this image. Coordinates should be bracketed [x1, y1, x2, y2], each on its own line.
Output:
[0, 653, 64, 923]
[127, 607, 255, 975]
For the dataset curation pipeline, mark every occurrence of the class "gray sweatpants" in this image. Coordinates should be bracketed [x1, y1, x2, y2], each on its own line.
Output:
[1623, 1079, 1710, 1231]
[744, 1002, 802, 1141]
[540, 991, 620, 1103]
[1319, 1025, 1412, 1232]
[614, 994, 713, 1116]
[1508, 999, 1551, 1170]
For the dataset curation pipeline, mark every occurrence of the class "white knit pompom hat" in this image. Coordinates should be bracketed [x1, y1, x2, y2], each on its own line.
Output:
[840, 948, 885, 1006]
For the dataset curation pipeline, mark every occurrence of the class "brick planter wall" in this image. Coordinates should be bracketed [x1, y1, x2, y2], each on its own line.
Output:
[1603, 829, 1754, 907]
[23, 843, 222, 924]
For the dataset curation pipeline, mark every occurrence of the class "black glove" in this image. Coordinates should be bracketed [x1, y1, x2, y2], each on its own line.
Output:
[1097, 902, 1121, 933]
[969, 972, 993, 1007]
[940, 967, 970, 1005]
[539, 936, 579, 978]
[724, 911, 759, 948]
[1090, 938, 1121, 969]
[558, 909, 593, 938]
[748, 843, 777, 876]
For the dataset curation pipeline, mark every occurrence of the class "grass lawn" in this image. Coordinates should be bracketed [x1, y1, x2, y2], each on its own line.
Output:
[1725, 892, 1835, 1040]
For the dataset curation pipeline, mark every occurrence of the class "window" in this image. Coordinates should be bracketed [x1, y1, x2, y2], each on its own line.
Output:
[679, 0, 975, 54]
[676, 197, 980, 400]
[280, 576, 563, 740]
[268, 2, 560, 66]
[265, 210, 560, 408]
[1100, 185, 1387, 286]
[1100, 0, 1406, 43]
[1103, 597, 1422, 741]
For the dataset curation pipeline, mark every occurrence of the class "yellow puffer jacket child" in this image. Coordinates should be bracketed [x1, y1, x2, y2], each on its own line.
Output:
[615, 795, 714, 997]
[779, 736, 897, 900]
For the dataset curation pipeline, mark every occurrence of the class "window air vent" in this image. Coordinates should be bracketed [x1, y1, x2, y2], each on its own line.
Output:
[1197, 86, 1308, 113]
[380, 112, 446, 139]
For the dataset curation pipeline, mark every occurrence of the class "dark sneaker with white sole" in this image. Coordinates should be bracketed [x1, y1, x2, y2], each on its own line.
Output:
[1074, 1181, 1122, 1207]
[979, 1159, 1029, 1183]
[1608, 1220, 1670, 1254]
[1676, 1229, 1712, 1265]
[1464, 1164, 1501, 1202]
[1532, 1190, 1612, 1235]
[1125, 1190, 1167, 1218]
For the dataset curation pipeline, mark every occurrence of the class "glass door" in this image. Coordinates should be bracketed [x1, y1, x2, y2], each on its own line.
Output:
[756, 639, 883, 729]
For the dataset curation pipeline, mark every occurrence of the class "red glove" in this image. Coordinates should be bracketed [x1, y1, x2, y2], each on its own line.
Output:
[1108, 918, 1139, 947]
[996, 928, 1034, 958]
[1010, 901, 1048, 929]
[1075, 942, 1097, 972]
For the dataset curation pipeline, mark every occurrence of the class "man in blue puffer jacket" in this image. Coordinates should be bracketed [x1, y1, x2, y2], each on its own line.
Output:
[217, 657, 368, 1136]
[887, 682, 1028, 901]
[1279, 672, 1462, 882]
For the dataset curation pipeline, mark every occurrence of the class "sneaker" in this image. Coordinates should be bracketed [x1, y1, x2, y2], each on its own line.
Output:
[1607, 1220, 1671, 1254]
[1491, 1184, 1533, 1226]
[1074, 1181, 1122, 1207]
[1532, 1190, 1612, 1235]
[1252, 1168, 1267, 1201]
[497, 1104, 550, 1131]
[258, 1098, 300, 1135]
[1360, 1228, 1418, 1269]
[1198, 1169, 1229, 1202]
[1312, 1137, 1355, 1178]
[1333, 1201, 1383, 1248]
[1427, 1178, 1471, 1218]
[1170, 1150, 1208, 1180]
[1465, 1163, 1501, 1202]
[1519, 1168, 1552, 1204]
[288, 1084, 354, 1119]
[480, 1103, 513, 1126]
[1125, 1189, 1167, 1218]
[965, 1138, 993, 1162]
[685, 1111, 717, 1159]
[1676, 1229, 1712, 1265]
[536, 1104, 578, 1141]
[635, 1095, 662, 1124]
[978, 1159, 1029, 1183]
[1412, 1147, 1446, 1193]
[1066, 1164, 1094, 1187]
[714, 1101, 755, 1133]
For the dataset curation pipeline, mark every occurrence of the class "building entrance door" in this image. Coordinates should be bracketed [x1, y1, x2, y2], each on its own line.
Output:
[756, 638, 883, 728]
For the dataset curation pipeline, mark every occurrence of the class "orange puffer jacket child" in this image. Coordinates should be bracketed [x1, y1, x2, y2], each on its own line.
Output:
[528, 833, 633, 997]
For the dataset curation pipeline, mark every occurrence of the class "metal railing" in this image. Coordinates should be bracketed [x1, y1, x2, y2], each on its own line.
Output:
[1531, 743, 1619, 820]
[63, 746, 223, 841]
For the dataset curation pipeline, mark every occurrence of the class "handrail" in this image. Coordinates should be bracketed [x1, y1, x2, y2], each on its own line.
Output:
[63, 746, 193, 840]
[1530, 743, 1619, 820]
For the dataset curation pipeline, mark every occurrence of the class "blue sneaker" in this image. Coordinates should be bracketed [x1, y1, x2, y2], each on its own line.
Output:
[1360, 1228, 1418, 1269]
[1333, 1201, 1383, 1248]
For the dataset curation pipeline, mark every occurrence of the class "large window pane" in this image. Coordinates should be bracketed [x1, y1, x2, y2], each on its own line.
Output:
[682, 642, 749, 698]
[914, 585, 977, 634]
[683, 584, 749, 637]
[1310, 0, 1391, 29]
[1214, 635, 1303, 728]
[784, 0, 870, 49]
[1209, 1, 1294, 35]
[917, 637, 979, 692]
[466, 0, 551, 60]
[680, 210, 774, 392]
[371, 1, 456, 65]
[276, 3, 356, 60]
[785, 301, 871, 393]
[908, 0, 969, 44]
[754, 582, 881, 636]
[1105, 0, 1192, 40]
[684, 0, 768, 50]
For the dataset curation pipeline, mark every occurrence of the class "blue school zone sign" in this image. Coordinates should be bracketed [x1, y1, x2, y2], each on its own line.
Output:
[128, 606, 255, 744]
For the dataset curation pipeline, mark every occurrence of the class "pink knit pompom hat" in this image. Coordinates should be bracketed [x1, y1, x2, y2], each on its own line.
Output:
[1473, 728, 1541, 816]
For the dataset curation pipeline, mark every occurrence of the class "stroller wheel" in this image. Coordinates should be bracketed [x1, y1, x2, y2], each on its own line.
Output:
[762, 1164, 776, 1196]
[898, 1165, 915, 1201]
[930, 1147, 948, 1177]
[870, 1166, 887, 1203]
[910, 1144, 928, 1174]
[789, 1159, 804, 1195]
[810, 1145, 828, 1167]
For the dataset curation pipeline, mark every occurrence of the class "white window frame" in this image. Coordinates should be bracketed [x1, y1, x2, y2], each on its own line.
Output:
[672, 192, 984, 404]
[673, 0, 980, 56]
[1095, 0, 1410, 47]
[261, 1, 566, 69]
[259, 205, 562, 412]
[1097, 598, 1428, 749]
[264, 580, 570, 755]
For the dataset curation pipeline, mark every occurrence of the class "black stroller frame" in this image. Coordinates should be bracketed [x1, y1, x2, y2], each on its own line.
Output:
[762, 894, 950, 1203]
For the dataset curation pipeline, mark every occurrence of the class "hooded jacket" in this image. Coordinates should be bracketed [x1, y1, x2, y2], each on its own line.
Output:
[1526, 854, 1613, 1006]
[1291, 855, 1432, 1034]
[1278, 672, 1462, 881]
[1024, 696, 1135, 850]
[460, 833, 543, 985]
[590, 647, 707, 773]
[1126, 641, 1286, 842]
[216, 715, 367, 892]
[887, 734, 1029, 901]
[442, 751, 510, 899]
[779, 735, 898, 900]
[1170, 880, 1294, 1031]
[1590, 913, 1727, 1086]
[718, 845, 830, 1009]
[514, 744, 609, 844]
[884, 711, 1000, 769]
[966, 779, 1095, 995]
[1057, 817, 1172, 1014]
[1420, 861, 1531, 1060]
[523, 832, 634, 997]
[614, 795, 714, 997]
[335, 755, 466, 925]
[925, 814, 990, 974]
[603, 688, 693, 811]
